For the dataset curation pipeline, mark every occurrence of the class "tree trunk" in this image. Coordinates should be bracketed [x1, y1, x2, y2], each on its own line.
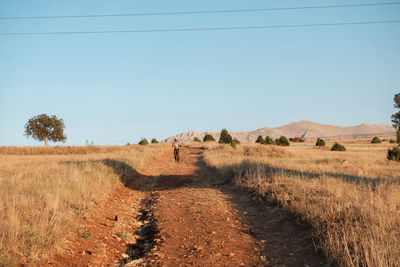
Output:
[397, 128, 400, 145]
[45, 136, 48, 146]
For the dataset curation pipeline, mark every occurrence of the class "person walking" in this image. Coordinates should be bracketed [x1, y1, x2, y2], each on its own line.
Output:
[172, 138, 181, 162]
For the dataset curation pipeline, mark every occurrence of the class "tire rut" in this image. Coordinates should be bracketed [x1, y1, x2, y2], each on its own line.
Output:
[121, 192, 160, 266]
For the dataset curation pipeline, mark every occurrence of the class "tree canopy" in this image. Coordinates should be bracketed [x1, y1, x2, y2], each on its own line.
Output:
[391, 93, 400, 144]
[193, 137, 201, 142]
[265, 136, 275, 145]
[388, 93, 400, 161]
[255, 135, 265, 144]
[218, 129, 233, 144]
[24, 114, 66, 146]
[139, 138, 149, 145]
[316, 138, 326, 147]
[203, 134, 215, 142]
[275, 136, 290, 146]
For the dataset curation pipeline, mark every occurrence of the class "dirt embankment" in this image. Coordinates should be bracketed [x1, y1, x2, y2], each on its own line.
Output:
[50, 147, 327, 266]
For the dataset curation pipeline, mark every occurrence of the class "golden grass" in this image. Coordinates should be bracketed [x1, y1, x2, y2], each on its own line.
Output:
[0, 145, 125, 155]
[203, 140, 400, 266]
[0, 144, 169, 266]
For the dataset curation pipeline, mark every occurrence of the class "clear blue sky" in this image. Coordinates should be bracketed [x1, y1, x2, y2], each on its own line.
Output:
[0, 0, 399, 146]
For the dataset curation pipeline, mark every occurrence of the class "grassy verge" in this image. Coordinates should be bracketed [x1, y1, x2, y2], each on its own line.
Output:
[0, 144, 169, 266]
[202, 141, 400, 266]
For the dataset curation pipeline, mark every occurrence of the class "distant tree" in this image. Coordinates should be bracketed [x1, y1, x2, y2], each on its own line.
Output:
[151, 138, 158, 144]
[371, 136, 381, 144]
[388, 93, 400, 161]
[203, 134, 215, 142]
[275, 136, 290, 146]
[24, 114, 66, 146]
[193, 137, 201, 142]
[391, 93, 400, 144]
[265, 136, 275, 145]
[315, 138, 326, 147]
[255, 135, 265, 144]
[331, 142, 346, 151]
[138, 138, 148, 145]
[218, 129, 233, 145]
[389, 139, 396, 144]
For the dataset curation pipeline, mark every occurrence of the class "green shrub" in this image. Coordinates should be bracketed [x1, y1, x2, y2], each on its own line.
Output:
[203, 134, 215, 142]
[218, 129, 233, 145]
[389, 139, 396, 143]
[316, 138, 326, 147]
[387, 146, 400, 161]
[371, 137, 381, 144]
[151, 138, 158, 144]
[331, 142, 346, 151]
[231, 138, 240, 148]
[138, 138, 149, 145]
[275, 136, 290, 146]
[255, 135, 265, 144]
[193, 137, 201, 142]
[265, 136, 275, 145]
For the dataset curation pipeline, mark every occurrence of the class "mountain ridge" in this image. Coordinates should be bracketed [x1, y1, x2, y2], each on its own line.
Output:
[164, 121, 395, 143]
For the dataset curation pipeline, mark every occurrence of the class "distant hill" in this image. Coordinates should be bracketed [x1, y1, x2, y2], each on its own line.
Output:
[164, 121, 396, 143]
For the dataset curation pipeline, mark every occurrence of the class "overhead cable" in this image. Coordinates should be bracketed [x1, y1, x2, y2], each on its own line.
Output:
[1, 2, 400, 20]
[1, 20, 399, 36]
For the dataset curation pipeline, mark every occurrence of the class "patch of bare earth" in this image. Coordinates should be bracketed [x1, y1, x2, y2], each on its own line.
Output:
[50, 147, 327, 266]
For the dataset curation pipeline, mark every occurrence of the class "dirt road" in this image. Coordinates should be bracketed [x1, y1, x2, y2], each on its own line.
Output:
[51, 147, 326, 266]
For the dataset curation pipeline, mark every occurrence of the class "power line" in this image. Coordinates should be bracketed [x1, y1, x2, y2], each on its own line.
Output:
[1, 2, 400, 20]
[1, 20, 399, 36]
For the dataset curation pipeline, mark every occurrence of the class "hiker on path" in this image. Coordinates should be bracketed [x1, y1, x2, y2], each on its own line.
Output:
[172, 138, 181, 162]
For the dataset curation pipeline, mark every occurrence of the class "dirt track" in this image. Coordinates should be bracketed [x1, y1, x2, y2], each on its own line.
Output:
[51, 147, 327, 266]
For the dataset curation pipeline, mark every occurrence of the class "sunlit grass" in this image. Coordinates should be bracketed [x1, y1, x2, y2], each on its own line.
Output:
[0, 144, 169, 266]
[203, 140, 400, 266]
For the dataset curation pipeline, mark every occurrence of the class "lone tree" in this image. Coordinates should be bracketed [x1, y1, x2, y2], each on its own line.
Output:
[316, 138, 326, 147]
[24, 114, 66, 146]
[391, 93, 400, 144]
[331, 142, 346, 151]
[388, 93, 400, 161]
[138, 138, 149, 145]
[218, 129, 233, 145]
[151, 138, 158, 144]
[371, 136, 381, 144]
[203, 134, 215, 142]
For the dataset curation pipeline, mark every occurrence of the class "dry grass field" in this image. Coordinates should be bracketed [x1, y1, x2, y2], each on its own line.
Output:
[0, 144, 170, 266]
[203, 140, 400, 266]
[1, 140, 399, 266]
